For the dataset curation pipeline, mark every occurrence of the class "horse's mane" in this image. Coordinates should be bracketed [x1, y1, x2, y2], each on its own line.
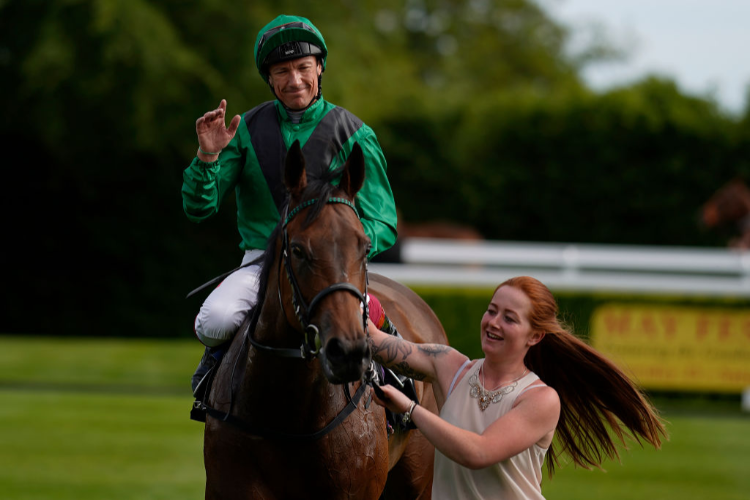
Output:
[245, 165, 348, 333]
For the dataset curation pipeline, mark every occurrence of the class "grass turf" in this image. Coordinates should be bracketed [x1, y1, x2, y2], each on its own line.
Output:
[0, 389, 204, 500]
[1, 335, 748, 499]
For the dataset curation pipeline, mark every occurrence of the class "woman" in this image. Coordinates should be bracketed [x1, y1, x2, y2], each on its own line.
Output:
[368, 276, 667, 499]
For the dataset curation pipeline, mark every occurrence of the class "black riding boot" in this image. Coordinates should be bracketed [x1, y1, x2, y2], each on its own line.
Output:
[190, 345, 228, 423]
[191, 345, 226, 397]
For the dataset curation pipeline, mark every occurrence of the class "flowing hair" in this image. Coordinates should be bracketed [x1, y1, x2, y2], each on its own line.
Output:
[497, 276, 668, 475]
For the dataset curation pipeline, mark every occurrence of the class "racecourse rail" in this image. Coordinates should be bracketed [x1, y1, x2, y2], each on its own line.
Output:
[369, 238, 750, 297]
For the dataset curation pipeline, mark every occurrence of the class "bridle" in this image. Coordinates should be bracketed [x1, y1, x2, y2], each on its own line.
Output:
[198, 196, 376, 440]
[195, 197, 374, 441]
[248, 196, 370, 361]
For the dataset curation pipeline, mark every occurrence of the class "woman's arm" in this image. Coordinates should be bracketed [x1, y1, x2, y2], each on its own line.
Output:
[367, 321, 467, 387]
[373, 383, 560, 470]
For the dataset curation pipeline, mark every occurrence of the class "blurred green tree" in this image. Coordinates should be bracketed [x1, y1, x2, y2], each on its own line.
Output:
[1, 0, 747, 337]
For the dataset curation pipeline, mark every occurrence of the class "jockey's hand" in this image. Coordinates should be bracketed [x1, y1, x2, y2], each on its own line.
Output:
[195, 99, 241, 161]
[371, 383, 412, 414]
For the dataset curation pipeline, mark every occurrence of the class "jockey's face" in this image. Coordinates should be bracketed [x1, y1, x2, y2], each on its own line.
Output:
[268, 56, 322, 110]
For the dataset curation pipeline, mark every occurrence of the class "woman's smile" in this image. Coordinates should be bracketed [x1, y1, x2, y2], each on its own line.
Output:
[486, 331, 503, 341]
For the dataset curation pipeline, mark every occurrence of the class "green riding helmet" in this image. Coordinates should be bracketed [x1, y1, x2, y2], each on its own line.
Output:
[254, 15, 328, 84]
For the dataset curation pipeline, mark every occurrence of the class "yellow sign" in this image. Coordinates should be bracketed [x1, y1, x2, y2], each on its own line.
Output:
[590, 304, 750, 393]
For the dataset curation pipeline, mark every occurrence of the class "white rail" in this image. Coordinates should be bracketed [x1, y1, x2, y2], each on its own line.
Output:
[369, 238, 750, 297]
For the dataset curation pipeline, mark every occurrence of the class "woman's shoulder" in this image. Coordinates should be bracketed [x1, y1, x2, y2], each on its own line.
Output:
[515, 377, 560, 411]
[443, 357, 479, 387]
[433, 355, 477, 401]
[447, 353, 479, 374]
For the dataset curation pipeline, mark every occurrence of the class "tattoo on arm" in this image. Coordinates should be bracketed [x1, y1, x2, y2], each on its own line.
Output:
[393, 362, 426, 381]
[370, 336, 412, 365]
[369, 337, 454, 380]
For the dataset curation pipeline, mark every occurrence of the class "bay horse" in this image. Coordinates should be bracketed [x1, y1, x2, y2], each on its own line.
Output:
[701, 177, 750, 249]
[200, 140, 448, 499]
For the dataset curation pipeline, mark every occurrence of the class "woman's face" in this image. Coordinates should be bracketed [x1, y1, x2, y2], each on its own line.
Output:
[480, 286, 534, 357]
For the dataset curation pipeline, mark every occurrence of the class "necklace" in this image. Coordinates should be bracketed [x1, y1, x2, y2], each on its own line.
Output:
[469, 364, 528, 411]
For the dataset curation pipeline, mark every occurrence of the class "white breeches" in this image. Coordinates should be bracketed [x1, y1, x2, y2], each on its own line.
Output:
[194, 249, 264, 347]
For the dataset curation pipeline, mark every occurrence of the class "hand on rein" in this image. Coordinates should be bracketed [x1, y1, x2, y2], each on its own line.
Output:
[371, 383, 413, 414]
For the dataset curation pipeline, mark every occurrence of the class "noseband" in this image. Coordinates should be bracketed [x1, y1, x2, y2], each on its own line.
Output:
[248, 197, 369, 360]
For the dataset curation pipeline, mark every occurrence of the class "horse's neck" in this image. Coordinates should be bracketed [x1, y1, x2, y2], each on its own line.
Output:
[254, 258, 306, 350]
[237, 270, 337, 423]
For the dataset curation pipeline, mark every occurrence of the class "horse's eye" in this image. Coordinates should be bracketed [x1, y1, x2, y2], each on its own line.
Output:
[291, 245, 306, 259]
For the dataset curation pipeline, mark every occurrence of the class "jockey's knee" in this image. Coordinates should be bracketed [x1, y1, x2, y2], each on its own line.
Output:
[194, 300, 249, 347]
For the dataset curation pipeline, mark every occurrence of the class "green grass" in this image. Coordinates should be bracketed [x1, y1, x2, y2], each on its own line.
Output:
[544, 416, 750, 500]
[0, 335, 199, 392]
[0, 335, 205, 500]
[0, 390, 204, 500]
[1, 335, 749, 499]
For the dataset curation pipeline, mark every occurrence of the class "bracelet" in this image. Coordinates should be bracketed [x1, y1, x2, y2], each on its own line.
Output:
[402, 401, 418, 426]
[198, 146, 221, 156]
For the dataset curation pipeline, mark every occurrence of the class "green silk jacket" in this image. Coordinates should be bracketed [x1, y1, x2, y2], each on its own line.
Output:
[182, 98, 397, 259]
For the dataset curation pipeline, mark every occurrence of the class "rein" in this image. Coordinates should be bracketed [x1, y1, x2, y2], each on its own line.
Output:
[198, 196, 375, 441]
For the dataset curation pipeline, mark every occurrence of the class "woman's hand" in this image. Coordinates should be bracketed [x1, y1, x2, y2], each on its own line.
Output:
[371, 384, 413, 414]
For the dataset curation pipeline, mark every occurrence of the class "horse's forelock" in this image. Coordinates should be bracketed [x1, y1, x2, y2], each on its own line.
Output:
[300, 166, 348, 229]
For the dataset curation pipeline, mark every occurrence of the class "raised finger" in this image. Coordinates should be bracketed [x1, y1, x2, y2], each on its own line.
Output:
[203, 108, 223, 123]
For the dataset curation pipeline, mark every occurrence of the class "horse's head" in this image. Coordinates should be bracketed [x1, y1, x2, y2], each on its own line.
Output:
[701, 178, 750, 228]
[281, 140, 371, 384]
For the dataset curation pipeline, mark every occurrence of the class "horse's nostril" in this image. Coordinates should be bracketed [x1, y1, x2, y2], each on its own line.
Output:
[325, 336, 372, 381]
[326, 337, 346, 363]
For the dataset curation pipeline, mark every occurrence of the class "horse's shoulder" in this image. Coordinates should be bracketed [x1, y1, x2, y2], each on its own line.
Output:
[368, 273, 447, 346]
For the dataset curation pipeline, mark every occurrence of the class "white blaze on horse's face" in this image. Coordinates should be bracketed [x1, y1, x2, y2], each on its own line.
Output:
[267, 56, 321, 110]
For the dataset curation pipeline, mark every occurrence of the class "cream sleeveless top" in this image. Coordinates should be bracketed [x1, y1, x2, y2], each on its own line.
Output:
[432, 359, 548, 500]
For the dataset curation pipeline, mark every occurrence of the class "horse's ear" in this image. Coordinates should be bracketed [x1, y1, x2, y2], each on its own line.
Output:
[284, 140, 307, 198]
[339, 142, 365, 199]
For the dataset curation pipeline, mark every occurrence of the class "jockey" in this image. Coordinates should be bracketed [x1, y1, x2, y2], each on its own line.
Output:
[182, 15, 399, 400]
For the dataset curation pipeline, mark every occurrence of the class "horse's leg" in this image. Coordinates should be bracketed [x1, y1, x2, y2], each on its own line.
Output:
[203, 318, 273, 500]
[204, 430, 276, 499]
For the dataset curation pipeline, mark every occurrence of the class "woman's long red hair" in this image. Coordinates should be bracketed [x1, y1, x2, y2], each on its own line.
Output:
[497, 276, 668, 475]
